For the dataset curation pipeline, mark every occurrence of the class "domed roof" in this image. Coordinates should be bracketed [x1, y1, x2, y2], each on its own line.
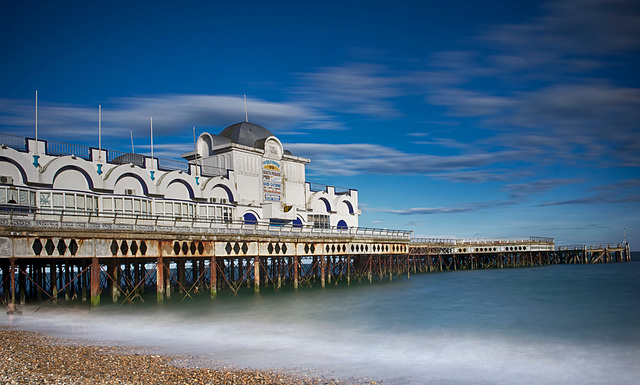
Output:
[218, 122, 275, 148]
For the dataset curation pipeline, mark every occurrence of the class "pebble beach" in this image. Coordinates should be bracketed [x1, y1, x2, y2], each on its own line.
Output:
[0, 326, 365, 385]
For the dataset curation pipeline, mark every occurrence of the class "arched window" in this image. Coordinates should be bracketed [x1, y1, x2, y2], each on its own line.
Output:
[243, 212, 258, 224]
[337, 220, 348, 230]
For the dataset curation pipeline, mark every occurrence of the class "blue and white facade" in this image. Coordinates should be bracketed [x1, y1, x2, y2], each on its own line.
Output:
[0, 122, 360, 229]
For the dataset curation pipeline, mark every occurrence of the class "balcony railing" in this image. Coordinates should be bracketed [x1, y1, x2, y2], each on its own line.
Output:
[0, 207, 411, 241]
[46, 140, 91, 160]
[0, 133, 27, 151]
[158, 157, 189, 172]
[308, 182, 353, 194]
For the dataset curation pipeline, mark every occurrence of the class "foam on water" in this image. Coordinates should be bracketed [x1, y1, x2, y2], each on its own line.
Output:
[3, 261, 640, 384]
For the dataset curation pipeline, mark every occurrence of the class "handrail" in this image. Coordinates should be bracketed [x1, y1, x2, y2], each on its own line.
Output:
[557, 243, 625, 251]
[0, 133, 27, 151]
[307, 182, 354, 194]
[0, 207, 411, 240]
[157, 157, 189, 172]
[200, 165, 228, 177]
[411, 236, 555, 245]
[46, 140, 91, 160]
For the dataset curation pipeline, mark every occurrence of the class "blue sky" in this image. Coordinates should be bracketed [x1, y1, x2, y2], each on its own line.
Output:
[1, 0, 639, 247]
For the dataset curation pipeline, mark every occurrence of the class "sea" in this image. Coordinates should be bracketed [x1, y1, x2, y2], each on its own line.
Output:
[3, 255, 639, 385]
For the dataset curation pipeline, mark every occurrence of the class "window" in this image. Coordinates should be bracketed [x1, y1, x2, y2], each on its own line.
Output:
[308, 214, 330, 229]
[53, 193, 64, 209]
[7, 189, 18, 204]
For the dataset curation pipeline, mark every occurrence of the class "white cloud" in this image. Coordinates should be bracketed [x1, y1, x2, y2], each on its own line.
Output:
[296, 63, 403, 118]
[0, 94, 317, 140]
[287, 142, 522, 176]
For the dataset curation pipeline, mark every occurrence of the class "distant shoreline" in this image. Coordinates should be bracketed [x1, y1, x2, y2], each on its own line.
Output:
[0, 326, 361, 385]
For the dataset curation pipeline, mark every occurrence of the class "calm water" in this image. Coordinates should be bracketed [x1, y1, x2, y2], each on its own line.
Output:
[3, 259, 640, 384]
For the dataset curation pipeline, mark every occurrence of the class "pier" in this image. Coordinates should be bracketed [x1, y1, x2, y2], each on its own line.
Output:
[0, 210, 631, 311]
[0, 130, 632, 312]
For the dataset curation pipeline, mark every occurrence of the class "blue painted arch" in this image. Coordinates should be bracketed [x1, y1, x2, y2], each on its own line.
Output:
[243, 212, 258, 224]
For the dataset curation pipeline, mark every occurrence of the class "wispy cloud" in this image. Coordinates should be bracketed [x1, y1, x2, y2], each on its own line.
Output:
[538, 178, 640, 207]
[296, 63, 403, 119]
[423, 0, 640, 168]
[501, 178, 585, 200]
[0, 94, 317, 140]
[287, 142, 521, 176]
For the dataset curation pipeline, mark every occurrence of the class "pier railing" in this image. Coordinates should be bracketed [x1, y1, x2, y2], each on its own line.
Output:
[411, 236, 555, 245]
[557, 243, 626, 251]
[0, 208, 412, 241]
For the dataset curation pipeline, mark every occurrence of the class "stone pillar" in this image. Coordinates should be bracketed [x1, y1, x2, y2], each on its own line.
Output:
[64, 262, 71, 301]
[111, 263, 119, 303]
[320, 255, 326, 289]
[293, 255, 299, 290]
[277, 257, 282, 289]
[156, 256, 164, 303]
[210, 256, 217, 298]
[81, 261, 87, 301]
[177, 259, 185, 294]
[50, 261, 58, 300]
[254, 257, 260, 294]
[90, 257, 100, 308]
[8, 258, 16, 313]
[18, 262, 26, 305]
[165, 258, 171, 300]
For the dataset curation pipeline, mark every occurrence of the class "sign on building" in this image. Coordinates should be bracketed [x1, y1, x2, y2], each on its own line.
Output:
[263, 160, 282, 202]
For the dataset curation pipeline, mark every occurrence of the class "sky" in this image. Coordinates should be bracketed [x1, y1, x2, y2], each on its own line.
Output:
[1, 0, 639, 248]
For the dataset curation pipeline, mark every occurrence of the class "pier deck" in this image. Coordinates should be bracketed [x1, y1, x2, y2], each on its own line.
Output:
[0, 210, 631, 311]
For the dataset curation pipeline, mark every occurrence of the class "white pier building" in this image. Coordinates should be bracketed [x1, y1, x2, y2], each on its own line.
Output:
[0, 122, 360, 230]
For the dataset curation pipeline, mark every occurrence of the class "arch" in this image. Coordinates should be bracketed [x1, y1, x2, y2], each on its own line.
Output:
[114, 172, 149, 195]
[198, 133, 214, 157]
[0, 156, 28, 184]
[211, 183, 234, 202]
[337, 220, 348, 230]
[319, 197, 332, 212]
[343, 200, 354, 214]
[292, 216, 304, 228]
[41, 157, 101, 190]
[52, 165, 95, 190]
[166, 179, 195, 199]
[243, 212, 258, 224]
[103, 163, 155, 195]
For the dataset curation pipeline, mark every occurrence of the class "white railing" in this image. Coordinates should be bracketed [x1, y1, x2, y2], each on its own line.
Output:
[0, 208, 411, 241]
[411, 236, 555, 246]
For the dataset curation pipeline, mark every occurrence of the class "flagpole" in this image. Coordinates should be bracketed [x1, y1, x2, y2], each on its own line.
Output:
[150, 117, 154, 159]
[35, 90, 38, 142]
[130, 130, 134, 153]
[244, 94, 248, 122]
[98, 105, 102, 160]
[193, 126, 198, 176]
